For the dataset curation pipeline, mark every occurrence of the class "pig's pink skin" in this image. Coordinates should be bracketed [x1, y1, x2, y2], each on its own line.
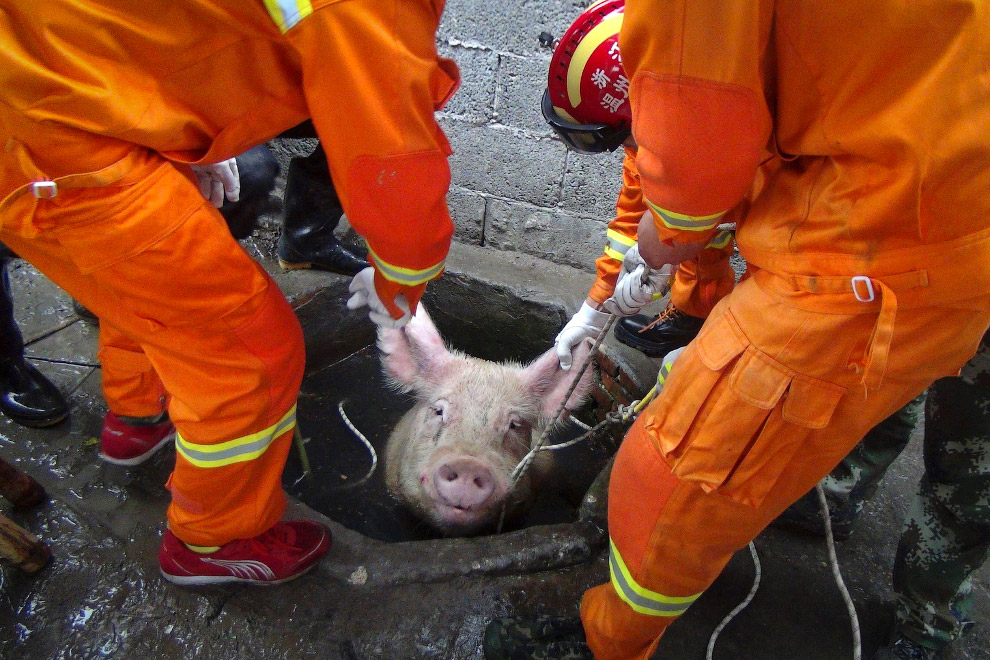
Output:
[379, 305, 595, 535]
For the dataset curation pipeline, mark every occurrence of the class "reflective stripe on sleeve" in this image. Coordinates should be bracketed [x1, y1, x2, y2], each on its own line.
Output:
[604, 228, 636, 262]
[646, 198, 725, 232]
[705, 230, 733, 250]
[175, 405, 297, 468]
[369, 248, 445, 286]
[263, 0, 314, 32]
[609, 538, 701, 617]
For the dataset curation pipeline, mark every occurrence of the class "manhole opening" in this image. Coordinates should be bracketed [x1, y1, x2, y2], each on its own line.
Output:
[282, 282, 618, 542]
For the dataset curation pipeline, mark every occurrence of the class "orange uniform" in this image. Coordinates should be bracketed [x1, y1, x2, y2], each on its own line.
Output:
[580, 2, 990, 659]
[0, 0, 457, 545]
[588, 147, 735, 319]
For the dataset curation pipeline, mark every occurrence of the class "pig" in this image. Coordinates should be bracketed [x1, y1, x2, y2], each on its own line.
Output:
[379, 304, 596, 536]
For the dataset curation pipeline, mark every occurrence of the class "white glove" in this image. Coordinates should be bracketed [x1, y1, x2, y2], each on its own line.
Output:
[346, 266, 412, 329]
[603, 245, 671, 316]
[555, 302, 611, 370]
[191, 158, 240, 207]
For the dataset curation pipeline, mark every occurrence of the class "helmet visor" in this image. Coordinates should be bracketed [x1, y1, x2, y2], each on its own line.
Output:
[541, 89, 631, 154]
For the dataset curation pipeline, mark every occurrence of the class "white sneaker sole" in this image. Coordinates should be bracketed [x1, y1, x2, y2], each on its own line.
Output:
[159, 557, 321, 587]
[99, 431, 176, 467]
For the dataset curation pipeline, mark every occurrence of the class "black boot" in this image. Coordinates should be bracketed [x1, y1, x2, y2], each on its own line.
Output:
[0, 259, 69, 427]
[219, 144, 280, 240]
[614, 304, 706, 358]
[277, 143, 369, 276]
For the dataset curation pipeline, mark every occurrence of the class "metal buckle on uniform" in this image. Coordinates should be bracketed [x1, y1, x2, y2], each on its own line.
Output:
[851, 275, 875, 302]
[31, 181, 58, 199]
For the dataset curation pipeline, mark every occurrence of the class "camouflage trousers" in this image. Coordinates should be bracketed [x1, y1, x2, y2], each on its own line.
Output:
[819, 329, 990, 650]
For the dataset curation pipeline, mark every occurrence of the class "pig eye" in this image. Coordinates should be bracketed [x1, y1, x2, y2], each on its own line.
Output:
[432, 400, 448, 422]
[508, 415, 525, 432]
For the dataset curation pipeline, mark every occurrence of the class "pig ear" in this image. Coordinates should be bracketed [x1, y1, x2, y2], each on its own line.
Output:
[521, 338, 595, 419]
[378, 304, 453, 389]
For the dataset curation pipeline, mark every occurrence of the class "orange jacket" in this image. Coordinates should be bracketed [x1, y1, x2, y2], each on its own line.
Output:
[0, 0, 458, 316]
[620, 0, 990, 302]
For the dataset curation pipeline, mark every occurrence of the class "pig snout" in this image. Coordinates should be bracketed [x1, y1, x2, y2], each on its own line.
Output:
[434, 458, 496, 511]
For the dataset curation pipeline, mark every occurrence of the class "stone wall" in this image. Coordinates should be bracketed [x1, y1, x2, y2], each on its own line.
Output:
[438, 0, 625, 274]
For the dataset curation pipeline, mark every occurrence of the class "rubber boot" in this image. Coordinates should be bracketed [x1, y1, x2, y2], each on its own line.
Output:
[0, 257, 69, 427]
[277, 143, 369, 276]
[219, 144, 280, 240]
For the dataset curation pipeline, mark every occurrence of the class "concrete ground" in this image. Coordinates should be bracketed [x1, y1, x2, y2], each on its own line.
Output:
[1, 231, 988, 660]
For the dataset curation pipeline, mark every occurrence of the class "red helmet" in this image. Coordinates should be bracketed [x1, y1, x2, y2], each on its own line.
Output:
[542, 0, 631, 153]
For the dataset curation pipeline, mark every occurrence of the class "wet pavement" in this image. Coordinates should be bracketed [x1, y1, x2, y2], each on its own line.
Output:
[1, 232, 988, 660]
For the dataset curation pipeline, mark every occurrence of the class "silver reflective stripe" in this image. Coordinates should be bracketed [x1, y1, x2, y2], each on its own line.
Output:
[263, 0, 313, 33]
[369, 249, 445, 286]
[176, 407, 296, 468]
[608, 539, 700, 616]
[646, 199, 725, 232]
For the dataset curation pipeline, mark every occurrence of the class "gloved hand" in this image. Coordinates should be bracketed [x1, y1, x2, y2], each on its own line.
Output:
[346, 266, 412, 329]
[191, 158, 240, 207]
[555, 302, 611, 370]
[603, 245, 671, 316]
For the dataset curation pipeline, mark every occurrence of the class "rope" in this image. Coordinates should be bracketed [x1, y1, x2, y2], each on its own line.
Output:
[816, 483, 863, 660]
[706, 542, 762, 660]
[333, 400, 379, 490]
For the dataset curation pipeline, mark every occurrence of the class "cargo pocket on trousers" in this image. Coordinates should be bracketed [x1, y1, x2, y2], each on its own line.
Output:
[646, 309, 846, 507]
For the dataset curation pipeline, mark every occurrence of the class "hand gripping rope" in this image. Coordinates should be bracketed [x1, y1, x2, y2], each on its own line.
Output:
[500, 309, 862, 660]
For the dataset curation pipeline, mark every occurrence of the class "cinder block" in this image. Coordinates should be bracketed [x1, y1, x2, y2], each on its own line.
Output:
[484, 197, 606, 272]
[560, 148, 625, 220]
[437, 41, 498, 123]
[441, 118, 567, 207]
[448, 185, 486, 245]
[438, 0, 584, 57]
[494, 54, 554, 134]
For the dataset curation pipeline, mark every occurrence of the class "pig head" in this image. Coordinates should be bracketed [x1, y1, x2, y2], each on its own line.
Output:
[379, 305, 595, 536]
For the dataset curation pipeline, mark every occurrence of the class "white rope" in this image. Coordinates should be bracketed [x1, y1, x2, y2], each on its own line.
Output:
[333, 399, 378, 489]
[816, 483, 863, 660]
[706, 542, 762, 660]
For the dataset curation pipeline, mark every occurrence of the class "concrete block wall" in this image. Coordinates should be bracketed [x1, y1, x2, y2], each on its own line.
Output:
[437, 0, 625, 274]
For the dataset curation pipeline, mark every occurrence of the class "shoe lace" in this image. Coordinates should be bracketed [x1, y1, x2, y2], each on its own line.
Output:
[639, 303, 680, 334]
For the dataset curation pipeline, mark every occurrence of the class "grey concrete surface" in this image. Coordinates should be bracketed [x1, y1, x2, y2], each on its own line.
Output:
[2, 1, 989, 659]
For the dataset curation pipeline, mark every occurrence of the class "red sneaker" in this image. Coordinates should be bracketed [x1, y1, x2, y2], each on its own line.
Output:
[158, 521, 331, 586]
[99, 411, 176, 466]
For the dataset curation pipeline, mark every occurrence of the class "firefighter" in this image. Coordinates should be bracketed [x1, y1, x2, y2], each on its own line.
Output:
[546, 0, 740, 371]
[486, 1, 990, 659]
[0, 0, 458, 586]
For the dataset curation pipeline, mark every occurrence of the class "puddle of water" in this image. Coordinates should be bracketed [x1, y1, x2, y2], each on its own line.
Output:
[282, 344, 614, 542]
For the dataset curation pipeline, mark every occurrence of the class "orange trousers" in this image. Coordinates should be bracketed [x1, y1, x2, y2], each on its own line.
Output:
[0, 146, 304, 547]
[668, 237, 736, 319]
[581, 271, 990, 660]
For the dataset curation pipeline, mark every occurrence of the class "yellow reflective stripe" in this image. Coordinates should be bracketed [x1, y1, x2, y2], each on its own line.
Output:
[646, 198, 725, 232]
[609, 538, 701, 616]
[368, 248, 445, 286]
[566, 13, 623, 108]
[603, 229, 635, 261]
[705, 230, 733, 250]
[262, 0, 313, 33]
[175, 405, 296, 468]
[604, 244, 626, 261]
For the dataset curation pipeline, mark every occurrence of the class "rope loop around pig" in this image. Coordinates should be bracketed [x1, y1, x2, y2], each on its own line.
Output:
[498, 314, 663, 532]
